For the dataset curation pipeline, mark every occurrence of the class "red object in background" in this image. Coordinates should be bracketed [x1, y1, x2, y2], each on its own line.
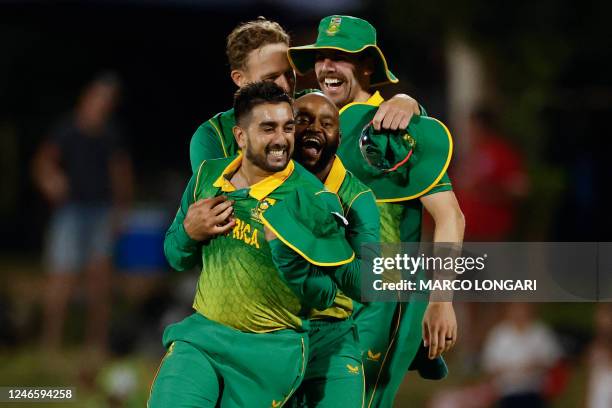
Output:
[543, 359, 571, 400]
[454, 133, 528, 241]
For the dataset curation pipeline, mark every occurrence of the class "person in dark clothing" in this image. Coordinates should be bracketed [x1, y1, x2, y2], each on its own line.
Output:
[33, 73, 133, 354]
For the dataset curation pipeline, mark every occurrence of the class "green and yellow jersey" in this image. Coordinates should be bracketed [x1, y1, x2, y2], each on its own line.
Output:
[188, 112, 381, 321]
[337, 91, 453, 243]
[190, 109, 237, 172]
[310, 156, 380, 320]
[164, 154, 350, 333]
[189, 97, 451, 244]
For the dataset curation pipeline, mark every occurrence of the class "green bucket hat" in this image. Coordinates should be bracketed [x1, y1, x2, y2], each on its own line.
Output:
[288, 15, 398, 87]
[261, 189, 355, 266]
[337, 106, 453, 202]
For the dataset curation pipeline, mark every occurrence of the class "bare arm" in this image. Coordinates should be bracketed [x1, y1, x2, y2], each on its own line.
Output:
[109, 150, 134, 208]
[31, 142, 68, 205]
[420, 190, 465, 359]
[372, 94, 421, 131]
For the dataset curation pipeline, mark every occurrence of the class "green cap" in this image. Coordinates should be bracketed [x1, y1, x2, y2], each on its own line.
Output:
[337, 106, 453, 202]
[288, 15, 398, 87]
[261, 189, 355, 266]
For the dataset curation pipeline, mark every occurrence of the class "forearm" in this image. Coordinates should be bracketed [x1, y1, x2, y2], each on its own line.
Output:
[324, 259, 362, 301]
[110, 152, 134, 207]
[422, 191, 465, 301]
[432, 210, 465, 243]
[164, 218, 201, 271]
[269, 239, 337, 310]
[164, 174, 201, 271]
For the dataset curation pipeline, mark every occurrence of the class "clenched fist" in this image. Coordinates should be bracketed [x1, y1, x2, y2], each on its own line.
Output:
[183, 196, 235, 241]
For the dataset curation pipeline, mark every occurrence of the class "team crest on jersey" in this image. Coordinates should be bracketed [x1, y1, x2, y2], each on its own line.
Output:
[326, 17, 342, 36]
[250, 198, 276, 223]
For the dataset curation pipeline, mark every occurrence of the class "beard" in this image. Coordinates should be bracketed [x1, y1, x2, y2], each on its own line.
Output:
[244, 142, 290, 173]
[294, 131, 340, 175]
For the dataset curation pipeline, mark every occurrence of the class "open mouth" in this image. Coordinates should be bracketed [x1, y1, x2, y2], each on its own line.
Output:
[267, 146, 288, 160]
[322, 77, 345, 92]
[300, 135, 324, 158]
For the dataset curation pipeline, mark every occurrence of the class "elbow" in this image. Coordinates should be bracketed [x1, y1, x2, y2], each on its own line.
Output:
[163, 238, 187, 272]
[455, 208, 466, 235]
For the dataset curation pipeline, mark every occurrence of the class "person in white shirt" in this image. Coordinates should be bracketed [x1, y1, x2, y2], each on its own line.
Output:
[482, 303, 562, 407]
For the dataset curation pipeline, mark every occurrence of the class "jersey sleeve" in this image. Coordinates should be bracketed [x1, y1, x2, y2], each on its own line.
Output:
[346, 190, 381, 257]
[328, 190, 381, 301]
[424, 171, 453, 196]
[163, 174, 201, 271]
[269, 239, 338, 310]
[190, 119, 227, 173]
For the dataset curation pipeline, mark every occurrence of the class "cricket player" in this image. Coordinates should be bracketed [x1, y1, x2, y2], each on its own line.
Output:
[281, 91, 381, 407]
[190, 17, 423, 173]
[149, 82, 357, 407]
[288, 15, 465, 407]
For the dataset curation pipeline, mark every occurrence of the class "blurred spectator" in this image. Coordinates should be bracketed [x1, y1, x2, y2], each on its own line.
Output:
[32, 72, 133, 354]
[586, 304, 612, 408]
[454, 107, 529, 241]
[482, 303, 563, 408]
[453, 108, 530, 378]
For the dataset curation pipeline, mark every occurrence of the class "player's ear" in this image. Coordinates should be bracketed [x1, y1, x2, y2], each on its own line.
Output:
[230, 70, 247, 88]
[233, 125, 246, 149]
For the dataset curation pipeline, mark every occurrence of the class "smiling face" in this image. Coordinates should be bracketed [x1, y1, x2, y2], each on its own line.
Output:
[236, 102, 295, 173]
[293, 93, 340, 176]
[314, 49, 372, 107]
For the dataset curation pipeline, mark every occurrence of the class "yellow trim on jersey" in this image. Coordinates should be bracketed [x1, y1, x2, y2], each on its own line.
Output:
[208, 117, 228, 158]
[260, 216, 355, 267]
[346, 189, 374, 215]
[193, 160, 207, 201]
[250, 160, 295, 200]
[339, 91, 384, 115]
[212, 154, 241, 192]
[323, 156, 347, 194]
[212, 153, 295, 199]
[374, 117, 454, 203]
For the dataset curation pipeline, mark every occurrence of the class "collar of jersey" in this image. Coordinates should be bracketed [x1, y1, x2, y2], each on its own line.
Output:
[323, 155, 347, 194]
[213, 153, 295, 200]
[338, 91, 384, 115]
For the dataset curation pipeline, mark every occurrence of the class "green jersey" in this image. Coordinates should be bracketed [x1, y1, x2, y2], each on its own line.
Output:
[189, 113, 381, 320]
[311, 156, 380, 320]
[190, 109, 238, 172]
[164, 155, 350, 333]
[337, 91, 453, 243]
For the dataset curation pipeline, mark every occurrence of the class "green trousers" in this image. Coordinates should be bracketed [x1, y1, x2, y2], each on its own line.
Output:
[290, 318, 364, 408]
[148, 313, 308, 408]
[354, 299, 446, 408]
